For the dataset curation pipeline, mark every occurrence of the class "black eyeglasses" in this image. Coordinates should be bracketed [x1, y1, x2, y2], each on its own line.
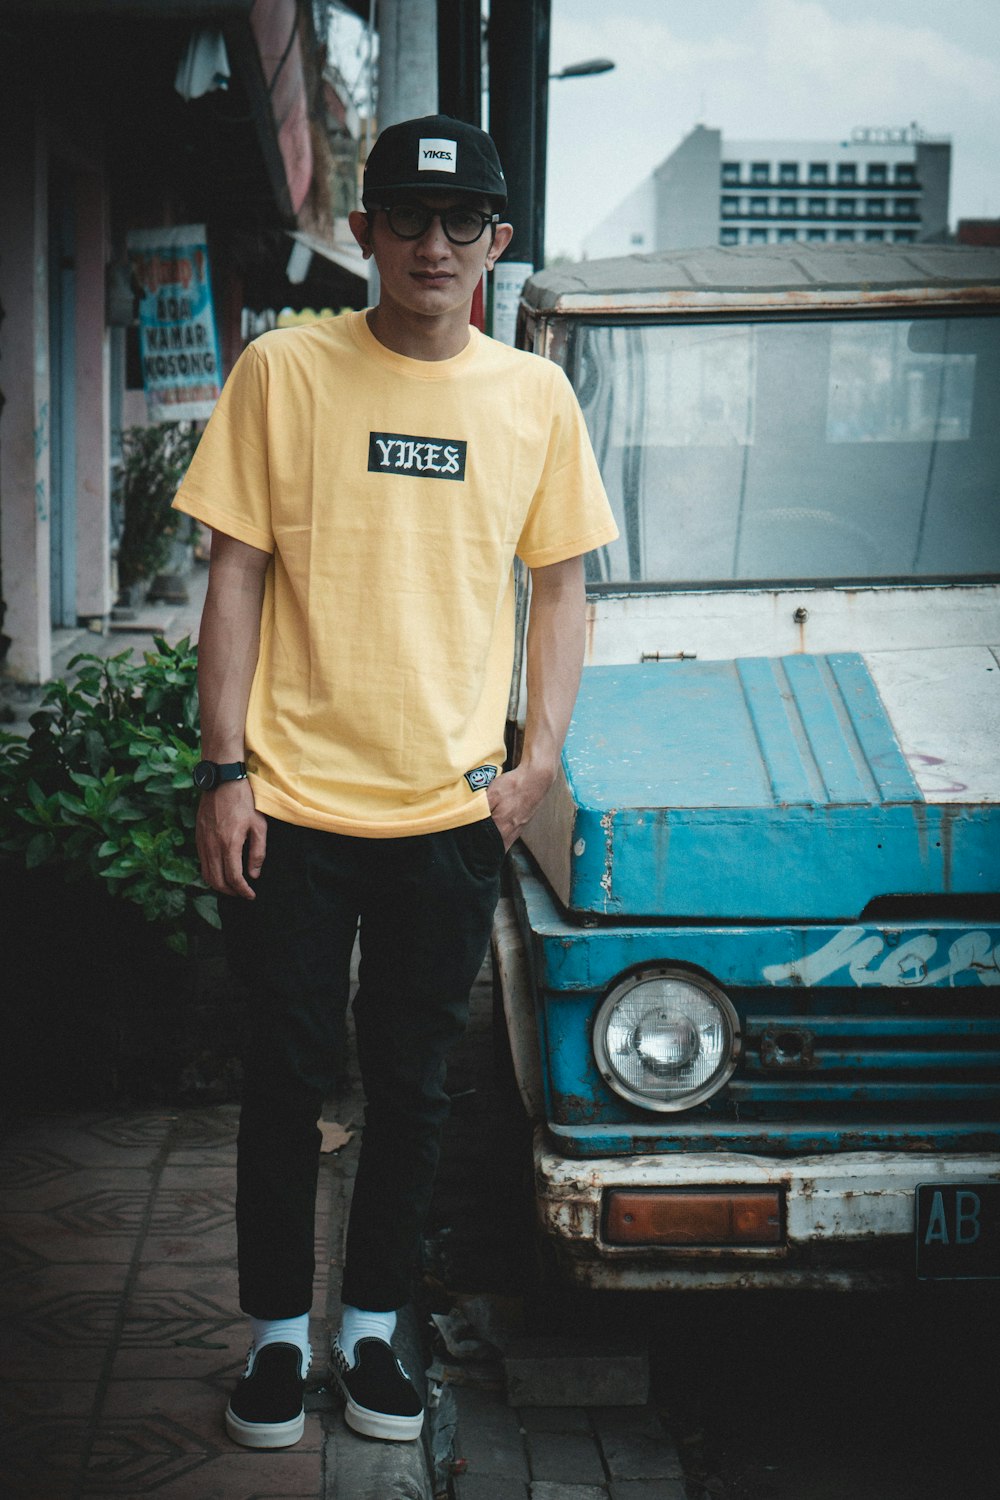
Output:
[373, 202, 500, 245]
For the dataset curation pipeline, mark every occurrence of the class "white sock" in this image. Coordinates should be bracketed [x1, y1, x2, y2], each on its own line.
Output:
[249, 1313, 311, 1369]
[336, 1305, 397, 1364]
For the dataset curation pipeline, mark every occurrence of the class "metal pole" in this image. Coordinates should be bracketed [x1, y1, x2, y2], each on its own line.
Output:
[487, 0, 549, 270]
[437, 0, 482, 124]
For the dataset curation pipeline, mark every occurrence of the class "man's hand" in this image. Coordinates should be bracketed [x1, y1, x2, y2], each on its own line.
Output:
[486, 553, 586, 852]
[196, 779, 268, 899]
[486, 761, 555, 851]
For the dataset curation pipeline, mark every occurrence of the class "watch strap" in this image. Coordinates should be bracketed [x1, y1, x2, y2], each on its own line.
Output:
[215, 760, 248, 784]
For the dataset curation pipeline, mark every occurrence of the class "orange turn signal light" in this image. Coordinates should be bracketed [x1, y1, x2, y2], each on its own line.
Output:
[604, 1189, 783, 1246]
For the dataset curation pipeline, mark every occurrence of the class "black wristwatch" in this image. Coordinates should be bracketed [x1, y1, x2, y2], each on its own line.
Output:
[193, 759, 248, 791]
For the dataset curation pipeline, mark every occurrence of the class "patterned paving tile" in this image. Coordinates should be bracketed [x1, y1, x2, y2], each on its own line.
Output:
[168, 1107, 239, 1151]
[81, 1411, 215, 1493]
[141, 1220, 238, 1267]
[118, 1286, 244, 1348]
[0, 1411, 93, 1500]
[83, 1450, 324, 1498]
[1, 1167, 154, 1214]
[0, 1233, 49, 1277]
[0, 1214, 136, 1266]
[99, 1379, 324, 1453]
[5, 1286, 125, 1348]
[1, 1117, 163, 1168]
[0, 1377, 100, 1496]
[0, 1145, 80, 1192]
[84, 1114, 177, 1148]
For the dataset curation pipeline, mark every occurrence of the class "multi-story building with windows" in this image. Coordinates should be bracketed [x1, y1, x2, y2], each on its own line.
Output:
[583, 125, 951, 259]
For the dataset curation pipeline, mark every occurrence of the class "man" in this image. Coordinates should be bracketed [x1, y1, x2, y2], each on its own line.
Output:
[173, 114, 617, 1450]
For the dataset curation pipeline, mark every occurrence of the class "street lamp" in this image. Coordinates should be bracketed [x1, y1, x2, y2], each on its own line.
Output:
[550, 57, 615, 80]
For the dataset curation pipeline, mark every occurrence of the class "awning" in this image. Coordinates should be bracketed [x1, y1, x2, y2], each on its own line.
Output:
[286, 225, 367, 285]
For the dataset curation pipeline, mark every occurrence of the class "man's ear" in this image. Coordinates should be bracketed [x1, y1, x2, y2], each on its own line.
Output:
[486, 221, 514, 271]
[348, 209, 374, 259]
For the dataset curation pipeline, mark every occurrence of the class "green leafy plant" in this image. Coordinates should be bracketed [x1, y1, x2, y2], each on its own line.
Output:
[0, 635, 217, 953]
[117, 423, 200, 590]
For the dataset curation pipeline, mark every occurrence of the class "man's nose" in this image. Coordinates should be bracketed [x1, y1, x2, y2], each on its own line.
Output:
[415, 214, 451, 254]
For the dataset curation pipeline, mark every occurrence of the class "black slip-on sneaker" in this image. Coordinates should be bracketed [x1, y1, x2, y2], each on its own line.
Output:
[225, 1342, 309, 1448]
[332, 1335, 424, 1441]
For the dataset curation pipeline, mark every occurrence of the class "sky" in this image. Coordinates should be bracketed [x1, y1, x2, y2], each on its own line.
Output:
[545, 0, 1000, 258]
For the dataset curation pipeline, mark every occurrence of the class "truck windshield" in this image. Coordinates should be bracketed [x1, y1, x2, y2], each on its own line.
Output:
[573, 314, 1000, 586]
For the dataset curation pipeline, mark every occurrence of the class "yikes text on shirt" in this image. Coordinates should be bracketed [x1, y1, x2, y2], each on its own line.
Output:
[368, 432, 467, 481]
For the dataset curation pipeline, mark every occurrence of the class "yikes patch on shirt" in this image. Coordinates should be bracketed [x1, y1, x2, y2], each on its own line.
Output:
[368, 431, 467, 481]
[464, 765, 499, 791]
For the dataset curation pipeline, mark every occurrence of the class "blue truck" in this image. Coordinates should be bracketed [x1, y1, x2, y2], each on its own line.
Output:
[492, 244, 1000, 1291]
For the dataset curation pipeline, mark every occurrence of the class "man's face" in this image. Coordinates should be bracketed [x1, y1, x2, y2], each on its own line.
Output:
[349, 192, 512, 323]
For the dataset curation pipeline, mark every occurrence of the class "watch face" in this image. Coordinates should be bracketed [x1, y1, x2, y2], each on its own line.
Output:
[193, 761, 217, 791]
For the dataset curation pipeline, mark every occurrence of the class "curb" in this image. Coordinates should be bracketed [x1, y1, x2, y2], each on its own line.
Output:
[323, 1302, 436, 1500]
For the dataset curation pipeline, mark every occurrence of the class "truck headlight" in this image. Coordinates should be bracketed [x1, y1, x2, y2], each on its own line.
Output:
[593, 968, 741, 1112]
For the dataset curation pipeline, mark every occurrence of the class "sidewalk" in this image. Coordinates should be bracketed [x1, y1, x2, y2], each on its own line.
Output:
[0, 1061, 434, 1498]
[0, 570, 435, 1497]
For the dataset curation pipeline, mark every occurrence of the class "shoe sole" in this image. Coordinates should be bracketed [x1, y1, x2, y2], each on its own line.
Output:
[341, 1392, 424, 1443]
[225, 1403, 305, 1449]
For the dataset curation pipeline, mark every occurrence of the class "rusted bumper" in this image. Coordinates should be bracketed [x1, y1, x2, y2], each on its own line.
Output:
[533, 1127, 1000, 1291]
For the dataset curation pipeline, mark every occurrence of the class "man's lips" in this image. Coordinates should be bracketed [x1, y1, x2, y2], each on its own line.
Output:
[412, 270, 453, 284]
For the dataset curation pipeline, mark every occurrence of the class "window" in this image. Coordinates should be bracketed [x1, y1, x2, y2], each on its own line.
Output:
[721, 197, 739, 217]
[572, 315, 998, 587]
[807, 197, 826, 216]
[808, 162, 829, 184]
[751, 161, 770, 183]
[722, 162, 740, 185]
[895, 163, 917, 184]
[720, 227, 739, 245]
[806, 228, 827, 242]
[778, 196, 797, 215]
[748, 227, 768, 244]
[779, 162, 798, 184]
[777, 228, 797, 242]
[867, 163, 888, 184]
[865, 229, 885, 241]
[630, 233, 645, 246]
[894, 198, 918, 218]
[836, 199, 855, 217]
[750, 196, 769, 215]
[835, 229, 855, 242]
[866, 199, 886, 218]
[837, 163, 857, 185]
[893, 229, 918, 243]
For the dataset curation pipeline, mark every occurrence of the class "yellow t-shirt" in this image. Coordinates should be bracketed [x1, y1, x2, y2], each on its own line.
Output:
[173, 310, 618, 836]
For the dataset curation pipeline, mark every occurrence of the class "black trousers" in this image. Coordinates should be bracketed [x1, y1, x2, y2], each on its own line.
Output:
[221, 813, 504, 1318]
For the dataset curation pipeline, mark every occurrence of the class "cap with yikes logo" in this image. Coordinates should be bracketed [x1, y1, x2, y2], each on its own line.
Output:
[362, 114, 507, 206]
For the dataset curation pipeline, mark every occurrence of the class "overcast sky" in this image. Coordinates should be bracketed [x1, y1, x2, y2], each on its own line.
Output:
[545, 0, 1000, 258]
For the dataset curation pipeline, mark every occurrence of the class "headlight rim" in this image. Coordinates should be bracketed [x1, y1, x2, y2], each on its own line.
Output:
[593, 964, 741, 1114]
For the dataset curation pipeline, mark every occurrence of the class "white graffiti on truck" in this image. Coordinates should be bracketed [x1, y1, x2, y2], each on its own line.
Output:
[763, 927, 1000, 988]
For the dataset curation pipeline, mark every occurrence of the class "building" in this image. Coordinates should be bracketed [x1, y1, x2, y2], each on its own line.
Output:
[584, 125, 951, 260]
[0, 0, 366, 685]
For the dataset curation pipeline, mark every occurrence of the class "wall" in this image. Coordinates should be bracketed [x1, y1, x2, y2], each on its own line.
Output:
[654, 125, 721, 251]
[0, 104, 52, 682]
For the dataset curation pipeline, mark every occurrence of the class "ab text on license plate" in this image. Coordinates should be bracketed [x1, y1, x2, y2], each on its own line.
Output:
[915, 1183, 1000, 1279]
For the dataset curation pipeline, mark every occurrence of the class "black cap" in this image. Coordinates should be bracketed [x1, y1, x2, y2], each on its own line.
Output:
[362, 114, 507, 206]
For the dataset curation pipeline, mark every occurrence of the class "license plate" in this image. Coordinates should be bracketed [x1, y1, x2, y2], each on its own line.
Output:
[915, 1183, 1000, 1280]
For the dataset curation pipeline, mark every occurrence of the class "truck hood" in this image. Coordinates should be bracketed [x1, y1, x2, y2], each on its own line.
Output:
[522, 648, 1000, 921]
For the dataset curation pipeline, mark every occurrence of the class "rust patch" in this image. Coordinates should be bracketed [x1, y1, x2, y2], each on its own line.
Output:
[760, 1027, 816, 1070]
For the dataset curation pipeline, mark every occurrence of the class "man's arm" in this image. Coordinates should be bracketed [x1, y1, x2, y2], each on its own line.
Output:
[195, 530, 272, 899]
[487, 553, 585, 849]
